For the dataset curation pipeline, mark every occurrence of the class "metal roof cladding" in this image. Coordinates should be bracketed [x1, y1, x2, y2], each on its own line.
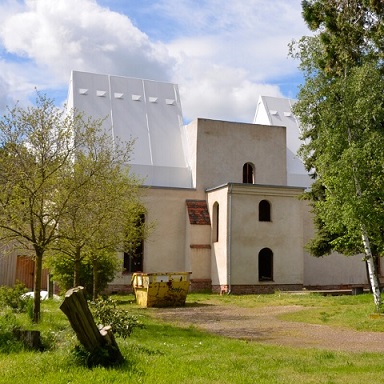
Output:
[67, 70, 192, 189]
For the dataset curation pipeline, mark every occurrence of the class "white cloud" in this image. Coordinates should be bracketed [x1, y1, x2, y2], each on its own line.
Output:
[164, 0, 306, 80]
[0, 0, 309, 122]
[0, 0, 173, 84]
[178, 64, 283, 122]
[156, 0, 308, 121]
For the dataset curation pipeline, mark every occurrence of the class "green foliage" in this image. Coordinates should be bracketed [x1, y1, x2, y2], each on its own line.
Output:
[300, 0, 384, 76]
[89, 297, 143, 339]
[291, 1, 384, 309]
[0, 92, 146, 320]
[0, 283, 31, 313]
[291, 1, 384, 257]
[72, 344, 125, 368]
[47, 251, 120, 297]
[0, 311, 24, 353]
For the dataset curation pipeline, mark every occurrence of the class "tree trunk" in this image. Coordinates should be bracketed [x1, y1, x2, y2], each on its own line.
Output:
[60, 286, 124, 367]
[14, 330, 42, 350]
[33, 251, 43, 323]
[361, 227, 382, 311]
[347, 139, 382, 311]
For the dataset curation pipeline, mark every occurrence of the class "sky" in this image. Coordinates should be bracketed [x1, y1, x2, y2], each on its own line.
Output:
[0, 0, 311, 123]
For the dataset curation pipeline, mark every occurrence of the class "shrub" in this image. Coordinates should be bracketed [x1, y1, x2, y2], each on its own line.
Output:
[0, 282, 31, 313]
[89, 297, 143, 339]
[46, 253, 120, 297]
[0, 311, 24, 353]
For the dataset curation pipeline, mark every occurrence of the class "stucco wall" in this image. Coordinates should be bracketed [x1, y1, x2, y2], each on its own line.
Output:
[143, 188, 204, 272]
[228, 184, 304, 286]
[108, 117, 368, 293]
[302, 205, 367, 287]
[111, 187, 203, 286]
[185, 206, 211, 280]
[187, 119, 287, 191]
[207, 187, 229, 287]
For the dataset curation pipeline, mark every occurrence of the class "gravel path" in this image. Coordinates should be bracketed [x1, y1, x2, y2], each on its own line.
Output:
[150, 304, 384, 352]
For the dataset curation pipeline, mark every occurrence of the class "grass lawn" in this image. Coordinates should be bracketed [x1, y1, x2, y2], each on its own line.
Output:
[1, 292, 384, 384]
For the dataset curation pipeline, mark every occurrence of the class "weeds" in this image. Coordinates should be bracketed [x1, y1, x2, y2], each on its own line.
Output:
[0, 311, 24, 353]
[89, 297, 143, 339]
[0, 282, 31, 313]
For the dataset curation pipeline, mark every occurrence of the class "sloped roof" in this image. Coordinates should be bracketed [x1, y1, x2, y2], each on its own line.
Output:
[186, 200, 211, 225]
[67, 70, 192, 188]
[254, 96, 311, 188]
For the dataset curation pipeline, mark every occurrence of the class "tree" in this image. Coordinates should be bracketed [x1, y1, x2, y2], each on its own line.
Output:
[47, 144, 147, 299]
[0, 93, 144, 321]
[291, 0, 384, 310]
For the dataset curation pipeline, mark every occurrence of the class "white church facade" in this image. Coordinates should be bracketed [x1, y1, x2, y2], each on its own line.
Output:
[67, 71, 369, 293]
[0, 71, 371, 293]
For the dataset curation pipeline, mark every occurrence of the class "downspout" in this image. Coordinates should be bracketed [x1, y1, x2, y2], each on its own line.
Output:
[227, 184, 233, 294]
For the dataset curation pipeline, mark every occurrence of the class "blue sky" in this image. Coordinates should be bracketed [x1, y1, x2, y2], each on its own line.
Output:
[0, 0, 310, 123]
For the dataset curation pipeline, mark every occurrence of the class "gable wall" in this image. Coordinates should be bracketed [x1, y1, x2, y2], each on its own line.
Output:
[187, 119, 287, 191]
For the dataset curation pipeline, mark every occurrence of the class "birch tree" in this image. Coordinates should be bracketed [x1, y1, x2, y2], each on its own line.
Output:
[291, 0, 384, 310]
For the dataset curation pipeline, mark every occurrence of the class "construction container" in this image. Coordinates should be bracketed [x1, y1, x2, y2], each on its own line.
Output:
[131, 272, 191, 307]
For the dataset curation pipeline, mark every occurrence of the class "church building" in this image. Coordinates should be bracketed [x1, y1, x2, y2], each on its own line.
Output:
[0, 71, 370, 293]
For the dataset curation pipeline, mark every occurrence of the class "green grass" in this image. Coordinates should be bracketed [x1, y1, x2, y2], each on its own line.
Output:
[185, 291, 384, 332]
[1, 293, 384, 383]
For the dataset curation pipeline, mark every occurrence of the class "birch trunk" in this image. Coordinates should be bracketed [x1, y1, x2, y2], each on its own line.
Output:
[346, 120, 382, 311]
[361, 226, 382, 311]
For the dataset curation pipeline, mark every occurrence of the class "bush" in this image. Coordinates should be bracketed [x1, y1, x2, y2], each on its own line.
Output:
[46, 253, 120, 297]
[0, 311, 24, 353]
[0, 282, 31, 313]
[89, 297, 143, 339]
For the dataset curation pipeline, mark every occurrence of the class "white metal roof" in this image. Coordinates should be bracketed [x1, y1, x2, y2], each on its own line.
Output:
[253, 96, 311, 188]
[67, 70, 192, 188]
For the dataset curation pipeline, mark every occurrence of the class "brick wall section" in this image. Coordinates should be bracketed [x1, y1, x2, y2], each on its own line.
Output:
[304, 284, 369, 290]
[212, 284, 304, 294]
[103, 284, 133, 295]
[190, 244, 211, 249]
[190, 279, 212, 292]
[186, 200, 211, 225]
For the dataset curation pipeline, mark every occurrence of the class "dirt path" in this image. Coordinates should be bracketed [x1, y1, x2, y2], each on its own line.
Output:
[150, 304, 384, 352]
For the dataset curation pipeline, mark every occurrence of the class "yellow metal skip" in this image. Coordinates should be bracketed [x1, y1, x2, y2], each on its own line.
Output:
[132, 272, 191, 308]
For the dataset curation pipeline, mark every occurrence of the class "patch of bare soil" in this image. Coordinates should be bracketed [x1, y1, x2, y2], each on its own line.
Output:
[150, 304, 384, 352]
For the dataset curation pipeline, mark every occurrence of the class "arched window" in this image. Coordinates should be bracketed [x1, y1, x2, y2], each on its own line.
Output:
[258, 248, 273, 281]
[212, 202, 219, 242]
[259, 200, 271, 222]
[243, 163, 255, 183]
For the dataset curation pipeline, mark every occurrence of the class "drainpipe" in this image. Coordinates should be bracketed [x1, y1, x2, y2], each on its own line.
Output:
[227, 184, 233, 294]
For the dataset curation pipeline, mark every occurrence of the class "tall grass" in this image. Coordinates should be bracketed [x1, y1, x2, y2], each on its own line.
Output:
[1, 293, 384, 384]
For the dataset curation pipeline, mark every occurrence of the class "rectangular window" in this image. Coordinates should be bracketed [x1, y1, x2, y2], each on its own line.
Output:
[123, 213, 145, 273]
[123, 242, 143, 273]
